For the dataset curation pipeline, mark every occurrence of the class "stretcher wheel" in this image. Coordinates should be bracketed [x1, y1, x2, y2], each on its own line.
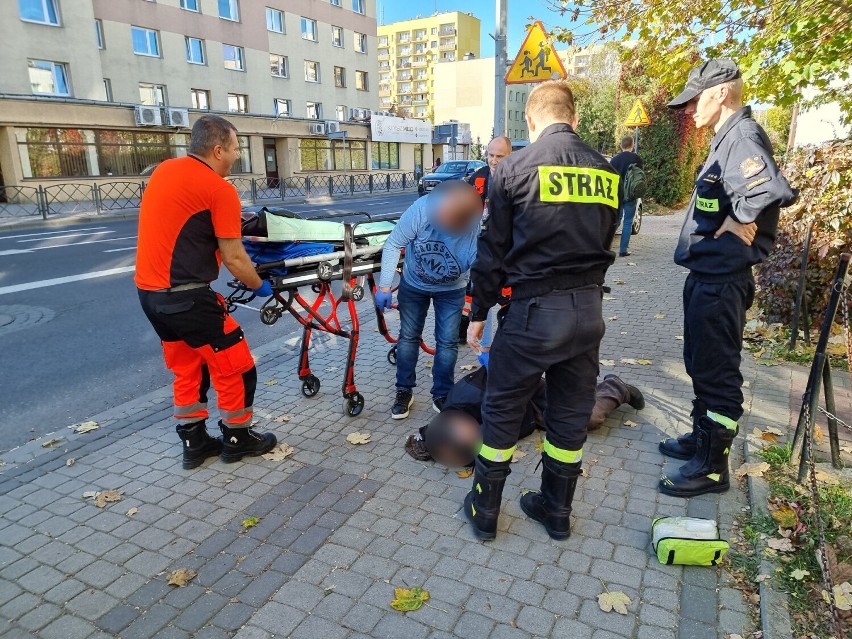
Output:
[387, 346, 397, 366]
[301, 375, 321, 398]
[344, 392, 365, 417]
[260, 307, 281, 325]
[317, 262, 334, 282]
[350, 285, 365, 301]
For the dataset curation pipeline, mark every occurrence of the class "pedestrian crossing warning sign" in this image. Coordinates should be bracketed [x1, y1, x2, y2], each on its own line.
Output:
[505, 21, 568, 85]
[624, 99, 651, 127]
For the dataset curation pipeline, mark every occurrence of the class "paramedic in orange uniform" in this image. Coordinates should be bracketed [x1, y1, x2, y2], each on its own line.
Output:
[136, 115, 276, 469]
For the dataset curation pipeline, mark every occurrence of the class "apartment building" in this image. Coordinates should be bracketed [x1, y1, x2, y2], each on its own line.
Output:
[432, 56, 529, 146]
[377, 11, 480, 120]
[0, 0, 437, 191]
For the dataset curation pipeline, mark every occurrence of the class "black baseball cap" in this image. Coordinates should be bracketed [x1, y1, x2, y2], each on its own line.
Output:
[667, 59, 741, 108]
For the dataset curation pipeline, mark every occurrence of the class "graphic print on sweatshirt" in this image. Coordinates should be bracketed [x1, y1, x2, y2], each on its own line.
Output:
[412, 240, 462, 285]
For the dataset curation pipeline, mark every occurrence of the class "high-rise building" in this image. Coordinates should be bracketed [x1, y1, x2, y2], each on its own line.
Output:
[0, 0, 439, 193]
[432, 56, 529, 145]
[377, 11, 480, 120]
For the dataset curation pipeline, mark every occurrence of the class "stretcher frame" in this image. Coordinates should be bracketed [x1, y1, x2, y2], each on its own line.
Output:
[225, 210, 433, 416]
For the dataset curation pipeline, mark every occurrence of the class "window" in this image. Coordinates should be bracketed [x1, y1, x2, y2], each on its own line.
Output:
[330, 0, 341, 5]
[185, 37, 205, 64]
[223, 44, 245, 71]
[266, 7, 284, 33]
[227, 93, 248, 113]
[331, 26, 343, 47]
[372, 142, 400, 170]
[299, 138, 366, 171]
[335, 105, 347, 121]
[304, 60, 320, 83]
[270, 54, 288, 78]
[274, 98, 291, 116]
[95, 19, 104, 49]
[180, 0, 199, 11]
[333, 66, 345, 88]
[131, 27, 160, 57]
[306, 101, 322, 119]
[139, 83, 167, 106]
[352, 0, 365, 14]
[354, 32, 367, 53]
[28, 60, 70, 96]
[355, 70, 368, 91]
[300, 17, 317, 41]
[14, 128, 251, 178]
[103, 78, 113, 102]
[218, 0, 239, 20]
[191, 88, 210, 110]
[19, 0, 59, 25]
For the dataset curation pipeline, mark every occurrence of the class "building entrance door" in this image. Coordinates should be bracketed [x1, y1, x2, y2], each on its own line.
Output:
[263, 138, 279, 188]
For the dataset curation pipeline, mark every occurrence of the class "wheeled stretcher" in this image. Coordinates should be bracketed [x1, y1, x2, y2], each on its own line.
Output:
[224, 207, 433, 416]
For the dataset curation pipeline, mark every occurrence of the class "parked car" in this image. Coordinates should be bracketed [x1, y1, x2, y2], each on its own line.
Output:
[417, 160, 487, 196]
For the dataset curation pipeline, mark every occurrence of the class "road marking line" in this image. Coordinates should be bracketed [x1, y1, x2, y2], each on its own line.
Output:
[103, 246, 137, 253]
[0, 266, 136, 296]
[24, 236, 137, 251]
[17, 231, 113, 243]
[0, 226, 108, 241]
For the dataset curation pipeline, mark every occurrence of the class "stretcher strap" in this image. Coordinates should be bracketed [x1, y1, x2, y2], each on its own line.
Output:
[341, 223, 354, 300]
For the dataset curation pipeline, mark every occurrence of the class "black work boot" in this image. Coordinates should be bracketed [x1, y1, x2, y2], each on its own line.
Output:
[658, 399, 706, 460]
[176, 421, 223, 470]
[520, 454, 581, 540]
[463, 457, 511, 541]
[658, 416, 737, 497]
[219, 422, 277, 463]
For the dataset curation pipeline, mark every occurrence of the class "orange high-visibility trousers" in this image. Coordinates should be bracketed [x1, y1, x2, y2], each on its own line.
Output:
[139, 287, 257, 427]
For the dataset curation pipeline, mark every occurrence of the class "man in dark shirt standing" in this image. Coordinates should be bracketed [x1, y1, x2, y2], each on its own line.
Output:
[659, 60, 797, 497]
[609, 135, 643, 257]
[464, 81, 619, 541]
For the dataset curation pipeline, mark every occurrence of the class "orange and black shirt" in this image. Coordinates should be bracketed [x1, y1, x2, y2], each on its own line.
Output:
[467, 165, 491, 203]
[135, 156, 242, 291]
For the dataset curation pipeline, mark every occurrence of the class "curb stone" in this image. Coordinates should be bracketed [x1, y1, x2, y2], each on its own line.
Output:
[744, 440, 795, 639]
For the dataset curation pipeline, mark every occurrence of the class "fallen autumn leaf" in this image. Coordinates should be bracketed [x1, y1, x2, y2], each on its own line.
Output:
[167, 568, 197, 587]
[261, 443, 295, 461]
[346, 432, 371, 445]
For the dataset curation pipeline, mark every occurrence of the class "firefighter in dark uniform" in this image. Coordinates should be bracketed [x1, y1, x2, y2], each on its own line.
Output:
[660, 60, 797, 497]
[465, 81, 619, 540]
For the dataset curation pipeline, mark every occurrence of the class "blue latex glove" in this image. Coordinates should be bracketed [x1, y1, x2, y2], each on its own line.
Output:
[374, 288, 393, 312]
[254, 281, 273, 298]
[477, 351, 490, 369]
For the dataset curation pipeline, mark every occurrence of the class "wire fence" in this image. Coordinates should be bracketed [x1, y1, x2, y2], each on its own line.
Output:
[0, 171, 421, 220]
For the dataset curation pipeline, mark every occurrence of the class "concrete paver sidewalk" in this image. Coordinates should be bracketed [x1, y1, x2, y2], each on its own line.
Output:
[1, 212, 794, 639]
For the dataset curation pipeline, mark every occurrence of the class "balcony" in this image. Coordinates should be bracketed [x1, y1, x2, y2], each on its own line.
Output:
[398, 48, 412, 56]
[439, 43, 456, 51]
[440, 26, 456, 35]
[397, 87, 412, 95]
[379, 89, 391, 97]
[412, 99, 428, 106]
[412, 59, 428, 68]
[396, 61, 411, 69]
[378, 52, 389, 60]
[397, 73, 412, 81]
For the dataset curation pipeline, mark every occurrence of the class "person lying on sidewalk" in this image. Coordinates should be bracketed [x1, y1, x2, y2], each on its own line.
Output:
[404, 361, 645, 467]
[374, 181, 483, 420]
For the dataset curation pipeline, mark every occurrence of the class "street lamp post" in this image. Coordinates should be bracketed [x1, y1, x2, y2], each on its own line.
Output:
[493, 0, 508, 137]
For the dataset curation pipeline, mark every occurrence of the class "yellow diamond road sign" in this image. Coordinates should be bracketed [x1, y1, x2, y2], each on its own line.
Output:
[505, 21, 568, 85]
[624, 99, 651, 127]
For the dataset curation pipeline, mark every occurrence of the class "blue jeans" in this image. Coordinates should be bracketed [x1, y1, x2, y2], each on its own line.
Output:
[396, 277, 465, 398]
[618, 200, 637, 254]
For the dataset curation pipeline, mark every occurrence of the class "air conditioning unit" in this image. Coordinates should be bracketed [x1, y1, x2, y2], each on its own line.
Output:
[165, 107, 189, 128]
[309, 122, 326, 135]
[135, 105, 162, 127]
[350, 108, 368, 120]
[325, 120, 341, 134]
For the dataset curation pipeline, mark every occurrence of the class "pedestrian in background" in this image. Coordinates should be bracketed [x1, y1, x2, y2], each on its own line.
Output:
[659, 60, 797, 497]
[459, 136, 513, 356]
[136, 115, 276, 469]
[465, 81, 619, 541]
[609, 135, 644, 257]
[374, 182, 483, 419]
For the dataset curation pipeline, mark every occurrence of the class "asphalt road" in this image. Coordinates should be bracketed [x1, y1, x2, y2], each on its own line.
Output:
[0, 192, 418, 449]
